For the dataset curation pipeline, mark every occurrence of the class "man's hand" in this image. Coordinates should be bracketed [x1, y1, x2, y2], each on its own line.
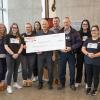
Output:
[60, 47, 71, 53]
[66, 47, 71, 52]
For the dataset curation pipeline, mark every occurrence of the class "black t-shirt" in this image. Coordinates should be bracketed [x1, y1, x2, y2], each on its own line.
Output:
[80, 31, 91, 42]
[21, 32, 36, 55]
[4, 34, 23, 54]
[83, 38, 100, 65]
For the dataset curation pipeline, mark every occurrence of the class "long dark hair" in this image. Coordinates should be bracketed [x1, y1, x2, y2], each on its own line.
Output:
[80, 19, 91, 34]
[9, 23, 20, 37]
[33, 21, 41, 32]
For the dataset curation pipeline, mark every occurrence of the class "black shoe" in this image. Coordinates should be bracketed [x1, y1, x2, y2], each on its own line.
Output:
[48, 85, 53, 90]
[91, 89, 97, 96]
[38, 84, 43, 89]
[70, 85, 76, 91]
[57, 84, 65, 90]
[86, 88, 91, 95]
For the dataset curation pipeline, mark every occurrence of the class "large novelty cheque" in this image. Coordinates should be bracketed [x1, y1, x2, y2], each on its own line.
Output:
[24, 33, 66, 53]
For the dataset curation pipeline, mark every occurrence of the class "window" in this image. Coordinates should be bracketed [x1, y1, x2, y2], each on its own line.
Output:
[0, 0, 3, 22]
[0, 10, 2, 22]
[0, 0, 8, 24]
[0, 0, 8, 31]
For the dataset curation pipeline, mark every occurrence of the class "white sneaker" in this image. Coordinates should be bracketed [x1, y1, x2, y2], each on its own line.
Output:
[32, 76, 38, 82]
[7, 86, 13, 94]
[13, 83, 22, 89]
[85, 84, 88, 89]
[75, 83, 81, 88]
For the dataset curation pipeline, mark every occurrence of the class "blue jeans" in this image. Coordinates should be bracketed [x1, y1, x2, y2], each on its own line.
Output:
[59, 52, 76, 86]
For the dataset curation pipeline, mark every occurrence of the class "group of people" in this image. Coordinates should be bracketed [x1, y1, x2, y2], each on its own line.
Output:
[0, 17, 100, 96]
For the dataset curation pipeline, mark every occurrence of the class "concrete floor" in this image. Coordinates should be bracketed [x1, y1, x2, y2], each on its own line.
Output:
[0, 80, 100, 100]
[0, 68, 100, 100]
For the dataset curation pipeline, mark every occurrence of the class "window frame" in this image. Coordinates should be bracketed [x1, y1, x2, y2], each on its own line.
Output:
[0, 0, 6, 23]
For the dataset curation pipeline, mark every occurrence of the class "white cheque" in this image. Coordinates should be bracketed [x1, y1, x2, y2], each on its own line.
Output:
[25, 33, 66, 53]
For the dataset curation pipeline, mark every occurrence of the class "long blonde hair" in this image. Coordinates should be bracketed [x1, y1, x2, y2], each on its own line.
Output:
[0, 23, 7, 36]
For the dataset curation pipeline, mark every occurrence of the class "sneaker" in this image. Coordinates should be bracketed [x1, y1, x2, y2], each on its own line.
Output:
[23, 80, 27, 87]
[32, 76, 38, 82]
[91, 89, 98, 96]
[38, 84, 43, 89]
[70, 85, 76, 91]
[85, 84, 88, 89]
[86, 88, 91, 95]
[13, 83, 22, 89]
[75, 83, 81, 88]
[48, 85, 53, 90]
[7, 86, 13, 94]
[27, 80, 32, 87]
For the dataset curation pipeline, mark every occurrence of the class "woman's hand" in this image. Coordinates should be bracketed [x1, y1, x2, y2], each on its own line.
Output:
[12, 54, 19, 59]
[87, 53, 95, 58]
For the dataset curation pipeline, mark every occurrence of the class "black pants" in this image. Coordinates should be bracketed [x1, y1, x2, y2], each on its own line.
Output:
[33, 54, 38, 77]
[37, 53, 53, 85]
[76, 51, 87, 83]
[52, 51, 60, 80]
[6, 55, 21, 85]
[85, 64, 100, 90]
[21, 54, 36, 80]
[0, 58, 7, 82]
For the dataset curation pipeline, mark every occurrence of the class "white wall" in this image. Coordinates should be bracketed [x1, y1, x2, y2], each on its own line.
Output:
[56, 0, 100, 28]
[7, 0, 100, 32]
[8, 0, 42, 33]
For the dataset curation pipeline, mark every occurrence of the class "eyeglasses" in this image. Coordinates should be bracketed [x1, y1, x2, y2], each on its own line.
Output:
[82, 24, 88, 25]
[91, 30, 98, 32]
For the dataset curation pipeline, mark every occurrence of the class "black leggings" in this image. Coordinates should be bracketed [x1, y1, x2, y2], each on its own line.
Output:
[21, 54, 36, 80]
[85, 64, 100, 90]
[6, 55, 20, 85]
[0, 58, 7, 82]
[33, 54, 38, 77]
[76, 52, 87, 83]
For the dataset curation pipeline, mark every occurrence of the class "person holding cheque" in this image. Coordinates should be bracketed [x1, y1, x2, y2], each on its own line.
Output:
[21, 23, 36, 87]
[37, 19, 55, 90]
[58, 17, 81, 90]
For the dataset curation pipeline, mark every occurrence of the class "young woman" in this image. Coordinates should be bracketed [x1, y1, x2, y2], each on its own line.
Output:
[21, 23, 36, 87]
[82, 25, 100, 96]
[4, 23, 23, 94]
[0, 23, 7, 91]
[75, 20, 91, 88]
[32, 21, 41, 82]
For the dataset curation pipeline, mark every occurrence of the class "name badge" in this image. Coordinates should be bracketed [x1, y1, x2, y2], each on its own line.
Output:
[66, 36, 70, 40]
[82, 36, 88, 41]
[87, 43, 98, 49]
[10, 38, 20, 44]
[0, 54, 6, 58]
